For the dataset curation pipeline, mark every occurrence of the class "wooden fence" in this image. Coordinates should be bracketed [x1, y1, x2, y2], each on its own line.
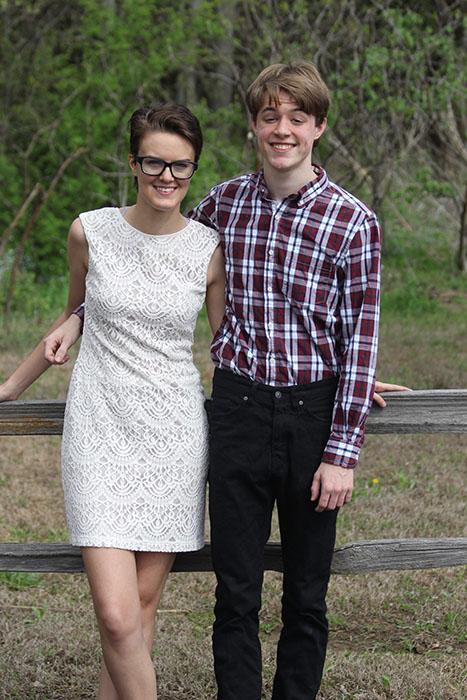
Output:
[1, 390, 466, 575]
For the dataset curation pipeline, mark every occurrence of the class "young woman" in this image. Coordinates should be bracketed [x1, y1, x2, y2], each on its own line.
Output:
[0, 104, 225, 700]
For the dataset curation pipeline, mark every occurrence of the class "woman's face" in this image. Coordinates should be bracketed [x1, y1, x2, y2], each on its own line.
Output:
[130, 130, 195, 214]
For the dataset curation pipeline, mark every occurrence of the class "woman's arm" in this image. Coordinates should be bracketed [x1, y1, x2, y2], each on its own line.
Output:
[0, 217, 88, 401]
[205, 245, 226, 336]
[43, 312, 83, 365]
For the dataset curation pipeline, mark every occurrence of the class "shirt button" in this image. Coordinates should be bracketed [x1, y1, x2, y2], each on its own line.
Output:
[275, 391, 282, 399]
[268, 285, 273, 291]
[268, 250, 274, 256]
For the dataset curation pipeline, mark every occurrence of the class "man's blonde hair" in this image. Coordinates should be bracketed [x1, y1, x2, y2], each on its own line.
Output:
[246, 61, 330, 125]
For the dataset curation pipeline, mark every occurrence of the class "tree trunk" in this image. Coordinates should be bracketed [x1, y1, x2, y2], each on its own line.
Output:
[371, 169, 388, 241]
[458, 184, 467, 272]
[4, 197, 44, 316]
[0, 183, 43, 260]
[176, 0, 200, 106]
[4, 148, 87, 316]
[210, 0, 236, 113]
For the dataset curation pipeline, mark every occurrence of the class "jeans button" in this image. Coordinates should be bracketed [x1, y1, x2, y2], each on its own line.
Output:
[275, 391, 282, 399]
[298, 399, 304, 406]
[243, 395, 249, 401]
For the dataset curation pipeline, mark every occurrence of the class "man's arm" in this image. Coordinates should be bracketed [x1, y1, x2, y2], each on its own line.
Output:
[0, 218, 87, 400]
[311, 214, 381, 510]
[205, 246, 226, 335]
[187, 186, 219, 230]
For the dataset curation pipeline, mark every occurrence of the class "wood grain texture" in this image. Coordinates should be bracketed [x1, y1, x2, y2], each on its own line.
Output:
[1, 539, 466, 574]
[0, 400, 64, 435]
[0, 390, 466, 436]
[366, 389, 467, 433]
[1, 393, 465, 577]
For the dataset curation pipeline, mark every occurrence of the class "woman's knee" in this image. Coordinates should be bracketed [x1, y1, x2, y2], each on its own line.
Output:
[96, 600, 141, 644]
[138, 583, 161, 626]
[136, 552, 174, 614]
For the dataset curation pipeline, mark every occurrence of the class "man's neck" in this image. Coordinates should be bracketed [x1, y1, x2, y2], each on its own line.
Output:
[263, 163, 317, 201]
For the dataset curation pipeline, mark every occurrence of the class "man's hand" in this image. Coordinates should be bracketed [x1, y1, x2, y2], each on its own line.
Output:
[373, 380, 412, 408]
[311, 462, 353, 512]
[44, 314, 82, 364]
[0, 382, 19, 402]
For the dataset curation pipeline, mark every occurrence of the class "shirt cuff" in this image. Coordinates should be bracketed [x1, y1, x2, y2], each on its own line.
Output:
[321, 431, 364, 469]
[71, 303, 85, 334]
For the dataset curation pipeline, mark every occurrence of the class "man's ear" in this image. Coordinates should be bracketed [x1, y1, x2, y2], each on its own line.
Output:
[315, 117, 327, 141]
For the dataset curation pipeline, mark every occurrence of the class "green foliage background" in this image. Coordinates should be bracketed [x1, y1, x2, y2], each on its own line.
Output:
[0, 0, 465, 317]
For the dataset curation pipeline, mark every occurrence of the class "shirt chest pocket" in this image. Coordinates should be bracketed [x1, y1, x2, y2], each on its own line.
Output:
[280, 251, 336, 311]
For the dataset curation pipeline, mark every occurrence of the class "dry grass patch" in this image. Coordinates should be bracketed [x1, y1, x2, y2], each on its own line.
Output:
[0, 308, 466, 698]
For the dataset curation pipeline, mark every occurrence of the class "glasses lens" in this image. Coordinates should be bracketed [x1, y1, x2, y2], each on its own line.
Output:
[141, 158, 164, 176]
[171, 161, 195, 178]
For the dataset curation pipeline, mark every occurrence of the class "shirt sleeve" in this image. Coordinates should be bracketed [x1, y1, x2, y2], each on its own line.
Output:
[72, 302, 85, 334]
[321, 214, 381, 469]
[187, 186, 219, 230]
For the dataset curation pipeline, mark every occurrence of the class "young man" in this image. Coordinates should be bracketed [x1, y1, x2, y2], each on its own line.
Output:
[189, 61, 381, 700]
[43, 62, 390, 699]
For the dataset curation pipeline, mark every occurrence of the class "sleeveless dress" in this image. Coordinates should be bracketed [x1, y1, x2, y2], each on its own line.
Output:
[61, 207, 219, 552]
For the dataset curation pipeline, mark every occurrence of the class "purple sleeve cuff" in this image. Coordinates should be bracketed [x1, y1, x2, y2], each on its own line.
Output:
[72, 303, 85, 333]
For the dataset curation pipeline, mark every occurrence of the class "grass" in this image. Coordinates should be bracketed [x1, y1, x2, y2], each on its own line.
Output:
[0, 227, 466, 698]
[0, 572, 43, 592]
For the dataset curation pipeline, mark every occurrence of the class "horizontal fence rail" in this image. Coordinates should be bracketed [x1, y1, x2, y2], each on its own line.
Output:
[0, 390, 466, 436]
[1, 539, 466, 575]
[1, 389, 466, 576]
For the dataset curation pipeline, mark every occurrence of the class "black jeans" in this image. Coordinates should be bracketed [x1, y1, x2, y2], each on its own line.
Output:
[206, 368, 339, 700]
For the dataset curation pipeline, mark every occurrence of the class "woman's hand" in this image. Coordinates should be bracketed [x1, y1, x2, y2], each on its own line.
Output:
[373, 381, 412, 408]
[44, 313, 82, 364]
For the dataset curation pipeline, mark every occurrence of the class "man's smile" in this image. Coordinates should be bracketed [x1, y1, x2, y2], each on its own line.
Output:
[269, 142, 295, 151]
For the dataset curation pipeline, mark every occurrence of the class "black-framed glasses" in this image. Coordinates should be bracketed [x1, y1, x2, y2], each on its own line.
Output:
[135, 156, 198, 179]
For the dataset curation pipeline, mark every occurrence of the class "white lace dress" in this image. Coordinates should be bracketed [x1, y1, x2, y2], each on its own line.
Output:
[61, 207, 219, 551]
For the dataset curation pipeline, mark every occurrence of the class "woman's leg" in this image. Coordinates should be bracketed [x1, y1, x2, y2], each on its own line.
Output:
[135, 551, 176, 651]
[86, 549, 176, 700]
[97, 663, 119, 700]
[82, 547, 156, 700]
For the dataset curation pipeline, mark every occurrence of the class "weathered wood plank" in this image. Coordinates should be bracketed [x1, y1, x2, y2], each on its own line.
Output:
[0, 391, 466, 436]
[1, 539, 466, 575]
[330, 538, 467, 574]
[0, 400, 64, 435]
[367, 390, 467, 433]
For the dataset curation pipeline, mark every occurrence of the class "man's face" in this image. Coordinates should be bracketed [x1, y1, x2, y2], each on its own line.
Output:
[252, 90, 326, 175]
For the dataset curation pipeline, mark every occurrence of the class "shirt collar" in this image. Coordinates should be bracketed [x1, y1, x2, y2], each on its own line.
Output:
[253, 165, 329, 207]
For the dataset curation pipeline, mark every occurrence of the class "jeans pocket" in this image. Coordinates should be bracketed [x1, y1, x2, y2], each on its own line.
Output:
[209, 394, 245, 417]
[297, 395, 334, 425]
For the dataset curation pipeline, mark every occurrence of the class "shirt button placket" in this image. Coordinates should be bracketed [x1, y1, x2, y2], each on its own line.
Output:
[265, 205, 278, 385]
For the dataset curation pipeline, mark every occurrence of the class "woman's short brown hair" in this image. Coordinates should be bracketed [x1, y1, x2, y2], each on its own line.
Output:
[129, 103, 203, 161]
[246, 61, 330, 125]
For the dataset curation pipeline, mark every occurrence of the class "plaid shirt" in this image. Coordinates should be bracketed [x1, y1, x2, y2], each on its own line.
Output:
[190, 166, 381, 468]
